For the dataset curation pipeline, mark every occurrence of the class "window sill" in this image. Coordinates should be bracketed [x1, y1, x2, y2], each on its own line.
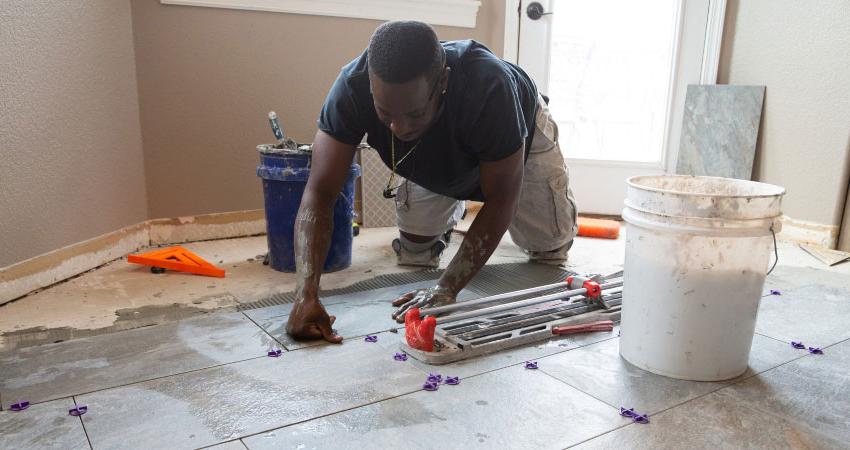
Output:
[160, 0, 482, 28]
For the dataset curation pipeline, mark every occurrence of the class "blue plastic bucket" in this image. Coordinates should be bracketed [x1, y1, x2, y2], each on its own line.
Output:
[257, 145, 361, 273]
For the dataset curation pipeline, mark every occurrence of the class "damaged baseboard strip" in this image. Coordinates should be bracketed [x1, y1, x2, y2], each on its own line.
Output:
[777, 215, 840, 249]
[0, 210, 266, 306]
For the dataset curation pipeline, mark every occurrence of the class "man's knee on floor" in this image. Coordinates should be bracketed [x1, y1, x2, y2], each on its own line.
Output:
[392, 232, 449, 268]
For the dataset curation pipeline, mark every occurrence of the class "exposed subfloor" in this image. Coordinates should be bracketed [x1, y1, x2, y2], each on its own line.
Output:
[1, 223, 849, 449]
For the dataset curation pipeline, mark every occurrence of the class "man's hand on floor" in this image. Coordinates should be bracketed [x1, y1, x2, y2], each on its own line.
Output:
[391, 286, 456, 323]
[286, 298, 343, 343]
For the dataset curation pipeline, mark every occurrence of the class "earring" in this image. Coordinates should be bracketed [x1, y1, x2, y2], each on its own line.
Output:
[441, 89, 447, 95]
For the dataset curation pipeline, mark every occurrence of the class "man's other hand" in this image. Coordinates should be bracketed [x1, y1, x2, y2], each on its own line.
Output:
[391, 286, 456, 323]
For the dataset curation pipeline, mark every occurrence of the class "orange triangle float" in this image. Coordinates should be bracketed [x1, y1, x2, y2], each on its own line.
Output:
[128, 246, 225, 278]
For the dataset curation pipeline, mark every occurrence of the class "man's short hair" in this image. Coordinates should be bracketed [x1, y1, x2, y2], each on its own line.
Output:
[368, 21, 445, 83]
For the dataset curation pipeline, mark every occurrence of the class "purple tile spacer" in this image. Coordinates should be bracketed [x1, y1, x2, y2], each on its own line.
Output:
[633, 414, 650, 424]
[422, 381, 439, 391]
[808, 347, 823, 355]
[393, 352, 408, 361]
[426, 373, 443, 383]
[364, 335, 378, 343]
[444, 376, 460, 385]
[267, 349, 283, 357]
[524, 361, 539, 370]
[620, 407, 649, 423]
[791, 341, 806, 350]
[69, 406, 88, 417]
[10, 401, 30, 411]
[770, 289, 781, 296]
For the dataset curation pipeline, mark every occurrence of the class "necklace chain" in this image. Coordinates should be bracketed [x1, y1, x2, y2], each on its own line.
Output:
[385, 133, 420, 195]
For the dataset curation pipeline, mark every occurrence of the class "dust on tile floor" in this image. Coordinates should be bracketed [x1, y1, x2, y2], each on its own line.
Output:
[1, 224, 849, 449]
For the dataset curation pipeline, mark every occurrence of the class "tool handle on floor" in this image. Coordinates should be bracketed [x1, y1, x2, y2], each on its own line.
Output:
[552, 320, 614, 335]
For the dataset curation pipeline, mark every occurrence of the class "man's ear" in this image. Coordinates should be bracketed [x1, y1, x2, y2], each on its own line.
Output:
[441, 66, 451, 94]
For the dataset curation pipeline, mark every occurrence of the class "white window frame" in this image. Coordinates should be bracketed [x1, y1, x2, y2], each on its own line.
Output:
[504, 0, 726, 174]
[160, 0, 482, 28]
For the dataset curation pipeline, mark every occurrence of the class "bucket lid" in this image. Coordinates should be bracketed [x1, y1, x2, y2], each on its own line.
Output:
[257, 139, 312, 156]
[625, 175, 785, 220]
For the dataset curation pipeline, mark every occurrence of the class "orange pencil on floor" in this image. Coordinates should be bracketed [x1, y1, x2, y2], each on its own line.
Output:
[577, 217, 620, 239]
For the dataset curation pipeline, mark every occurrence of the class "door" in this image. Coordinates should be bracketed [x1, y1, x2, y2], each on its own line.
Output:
[511, 0, 724, 214]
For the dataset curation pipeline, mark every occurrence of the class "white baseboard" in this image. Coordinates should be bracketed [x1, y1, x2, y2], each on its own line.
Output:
[0, 210, 267, 306]
[777, 215, 839, 249]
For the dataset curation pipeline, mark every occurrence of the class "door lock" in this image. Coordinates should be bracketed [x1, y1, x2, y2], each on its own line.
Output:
[526, 2, 552, 20]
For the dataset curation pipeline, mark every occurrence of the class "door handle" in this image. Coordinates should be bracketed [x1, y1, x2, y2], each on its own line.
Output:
[526, 2, 553, 20]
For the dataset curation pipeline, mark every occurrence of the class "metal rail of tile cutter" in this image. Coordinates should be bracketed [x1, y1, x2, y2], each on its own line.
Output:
[400, 271, 623, 365]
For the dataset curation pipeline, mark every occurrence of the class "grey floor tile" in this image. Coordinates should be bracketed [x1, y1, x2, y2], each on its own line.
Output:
[374, 325, 620, 379]
[244, 282, 477, 349]
[242, 365, 628, 450]
[0, 312, 277, 409]
[572, 341, 850, 449]
[756, 266, 850, 347]
[537, 337, 793, 415]
[0, 397, 90, 449]
[741, 334, 808, 376]
[204, 440, 248, 449]
[243, 281, 445, 324]
[78, 338, 428, 450]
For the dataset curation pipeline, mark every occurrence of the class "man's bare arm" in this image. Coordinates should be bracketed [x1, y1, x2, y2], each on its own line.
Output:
[439, 146, 524, 293]
[392, 146, 524, 319]
[286, 130, 356, 342]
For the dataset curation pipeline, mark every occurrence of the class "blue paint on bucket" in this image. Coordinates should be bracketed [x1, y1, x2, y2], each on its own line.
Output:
[257, 148, 360, 273]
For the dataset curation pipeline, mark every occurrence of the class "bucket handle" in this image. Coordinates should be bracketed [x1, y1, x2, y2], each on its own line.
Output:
[766, 223, 779, 276]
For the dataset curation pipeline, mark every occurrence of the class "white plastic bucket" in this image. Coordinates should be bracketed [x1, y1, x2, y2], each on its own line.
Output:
[620, 175, 785, 381]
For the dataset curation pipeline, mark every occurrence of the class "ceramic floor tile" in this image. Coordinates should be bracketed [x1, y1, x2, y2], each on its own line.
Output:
[537, 335, 799, 416]
[0, 312, 277, 409]
[78, 338, 428, 450]
[243, 365, 628, 450]
[0, 398, 90, 449]
[374, 325, 620, 379]
[572, 339, 850, 450]
[244, 281, 477, 349]
[204, 440, 249, 449]
[756, 266, 850, 347]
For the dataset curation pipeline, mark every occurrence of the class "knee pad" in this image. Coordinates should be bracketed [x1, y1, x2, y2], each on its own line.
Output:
[392, 234, 448, 268]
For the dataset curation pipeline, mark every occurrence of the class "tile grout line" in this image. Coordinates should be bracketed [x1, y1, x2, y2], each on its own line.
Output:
[564, 422, 638, 449]
[12, 354, 272, 409]
[754, 331, 792, 345]
[16, 320, 612, 413]
[238, 310, 293, 351]
[73, 395, 95, 450]
[614, 345, 820, 427]
[536, 366, 623, 412]
[232, 385, 430, 443]
[545, 334, 835, 449]
[227, 345, 613, 445]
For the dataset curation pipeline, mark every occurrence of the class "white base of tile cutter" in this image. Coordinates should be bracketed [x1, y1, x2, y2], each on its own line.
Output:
[400, 283, 623, 365]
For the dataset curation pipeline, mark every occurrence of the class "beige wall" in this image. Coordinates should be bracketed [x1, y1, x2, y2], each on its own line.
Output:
[131, 0, 505, 219]
[0, 1, 148, 267]
[719, 0, 850, 229]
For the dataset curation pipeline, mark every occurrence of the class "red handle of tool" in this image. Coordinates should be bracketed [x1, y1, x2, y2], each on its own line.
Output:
[552, 320, 614, 335]
[566, 276, 601, 298]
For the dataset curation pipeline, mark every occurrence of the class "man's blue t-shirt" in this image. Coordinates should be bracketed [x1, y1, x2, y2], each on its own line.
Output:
[317, 40, 538, 201]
